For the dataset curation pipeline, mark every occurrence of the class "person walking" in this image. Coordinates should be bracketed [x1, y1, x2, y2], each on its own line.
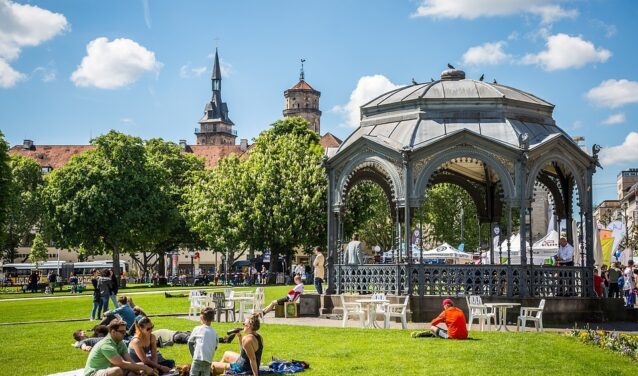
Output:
[97, 269, 112, 314]
[109, 270, 119, 309]
[312, 246, 325, 295]
[90, 269, 102, 321]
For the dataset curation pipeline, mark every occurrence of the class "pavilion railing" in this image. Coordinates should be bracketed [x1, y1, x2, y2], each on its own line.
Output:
[336, 264, 592, 297]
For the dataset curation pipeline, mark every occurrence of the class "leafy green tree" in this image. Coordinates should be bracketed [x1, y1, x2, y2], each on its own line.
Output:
[0, 131, 11, 249]
[416, 184, 481, 251]
[2, 154, 43, 262]
[344, 182, 393, 251]
[41, 131, 173, 279]
[183, 154, 247, 276]
[29, 233, 48, 269]
[244, 117, 326, 280]
[142, 138, 205, 278]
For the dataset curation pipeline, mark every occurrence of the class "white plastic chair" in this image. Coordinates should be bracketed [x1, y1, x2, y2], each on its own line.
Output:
[339, 294, 365, 327]
[517, 299, 545, 332]
[383, 295, 409, 329]
[465, 295, 496, 331]
[188, 290, 204, 318]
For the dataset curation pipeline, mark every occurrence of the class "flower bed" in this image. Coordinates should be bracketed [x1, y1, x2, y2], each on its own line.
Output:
[566, 327, 638, 361]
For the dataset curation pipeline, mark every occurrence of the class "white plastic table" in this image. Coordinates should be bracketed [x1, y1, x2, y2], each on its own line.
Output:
[484, 302, 520, 332]
[229, 296, 253, 322]
[356, 299, 389, 328]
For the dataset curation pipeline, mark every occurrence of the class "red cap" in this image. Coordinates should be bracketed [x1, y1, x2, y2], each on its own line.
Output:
[442, 298, 453, 307]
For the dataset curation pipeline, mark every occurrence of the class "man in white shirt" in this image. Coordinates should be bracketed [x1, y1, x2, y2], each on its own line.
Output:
[346, 233, 363, 265]
[555, 237, 574, 266]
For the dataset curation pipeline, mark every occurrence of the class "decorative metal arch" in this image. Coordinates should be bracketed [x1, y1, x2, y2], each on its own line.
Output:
[412, 147, 516, 205]
[335, 155, 402, 207]
[525, 153, 588, 212]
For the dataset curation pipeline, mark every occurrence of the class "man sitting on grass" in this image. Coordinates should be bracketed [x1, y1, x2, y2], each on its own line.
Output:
[262, 274, 304, 316]
[100, 296, 136, 329]
[430, 298, 468, 340]
[84, 319, 155, 376]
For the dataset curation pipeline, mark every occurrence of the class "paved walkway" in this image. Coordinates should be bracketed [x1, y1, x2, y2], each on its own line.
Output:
[181, 314, 638, 333]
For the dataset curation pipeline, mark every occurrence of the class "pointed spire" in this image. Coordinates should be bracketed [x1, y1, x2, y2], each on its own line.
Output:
[300, 58, 306, 81]
[212, 48, 222, 81]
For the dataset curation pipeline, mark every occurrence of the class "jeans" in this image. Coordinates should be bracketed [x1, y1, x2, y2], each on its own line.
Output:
[109, 294, 119, 308]
[91, 300, 102, 319]
[609, 283, 620, 298]
[314, 277, 323, 295]
[101, 296, 110, 313]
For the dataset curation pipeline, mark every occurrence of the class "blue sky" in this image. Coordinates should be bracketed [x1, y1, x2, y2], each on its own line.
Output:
[0, 0, 637, 204]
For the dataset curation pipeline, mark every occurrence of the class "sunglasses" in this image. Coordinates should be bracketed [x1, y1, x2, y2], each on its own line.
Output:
[145, 326, 154, 332]
[116, 329, 127, 334]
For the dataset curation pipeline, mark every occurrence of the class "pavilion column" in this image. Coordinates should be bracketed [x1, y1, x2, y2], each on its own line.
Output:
[517, 134, 529, 297]
[402, 148, 413, 295]
[325, 161, 337, 295]
[584, 165, 596, 297]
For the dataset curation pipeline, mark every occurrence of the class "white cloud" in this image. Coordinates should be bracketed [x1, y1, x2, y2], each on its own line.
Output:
[412, 0, 577, 24]
[179, 64, 207, 79]
[332, 75, 401, 128]
[586, 79, 638, 108]
[71, 37, 162, 89]
[0, 58, 25, 87]
[142, 0, 151, 29]
[599, 132, 638, 166]
[521, 33, 611, 71]
[0, 0, 69, 60]
[601, 113, 625, 125]
[462, 41, 511, 66]
[0, 0, 67, 88]
[33, 66, 55, 82]
[121, 118, 136, 126]
[591, 19, 617, 38]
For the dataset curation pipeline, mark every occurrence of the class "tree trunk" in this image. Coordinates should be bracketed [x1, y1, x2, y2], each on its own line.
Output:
[268, 248, 279, 284]
[110, 243, 121, 286]
[157, 251, 166, 277]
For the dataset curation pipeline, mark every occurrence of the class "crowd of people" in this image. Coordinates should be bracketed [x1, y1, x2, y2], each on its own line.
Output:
[77, 291, 261, 376]
[595, 260, 637, 306]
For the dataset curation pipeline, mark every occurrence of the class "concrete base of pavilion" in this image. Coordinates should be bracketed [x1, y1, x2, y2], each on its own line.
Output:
[317, 294, 638, 326]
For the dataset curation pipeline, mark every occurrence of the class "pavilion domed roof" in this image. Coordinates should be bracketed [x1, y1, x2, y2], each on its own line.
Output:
[363, 70, 553, 111]
[331, 69, 571, 157]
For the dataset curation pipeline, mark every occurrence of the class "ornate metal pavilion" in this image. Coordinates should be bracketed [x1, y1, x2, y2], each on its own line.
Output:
[324, 68, 601, 298]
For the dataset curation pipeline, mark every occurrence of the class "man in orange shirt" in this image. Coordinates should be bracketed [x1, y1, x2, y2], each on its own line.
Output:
[430, 298, 468, 339]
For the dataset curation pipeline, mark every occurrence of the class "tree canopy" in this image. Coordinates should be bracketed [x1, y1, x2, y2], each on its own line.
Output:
[29, 233, 48, 269]
[2, 154, 44, 262]
[0, 131, 11, 250]
[244, 118, 326, 274]
[41, 131, 173, 278]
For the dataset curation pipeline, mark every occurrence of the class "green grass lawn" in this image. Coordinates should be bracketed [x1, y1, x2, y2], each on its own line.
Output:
[1, 288, 637, 375]
[0, 286, 291, 323]
[0, 283, 276, 300]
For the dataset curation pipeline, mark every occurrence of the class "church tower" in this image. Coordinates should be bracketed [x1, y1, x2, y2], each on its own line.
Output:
[196, 49, 237, 145]
[283, 59, 321, 133]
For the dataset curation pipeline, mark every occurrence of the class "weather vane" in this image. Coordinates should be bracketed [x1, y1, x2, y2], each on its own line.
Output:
[300, 58, 306, 81]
